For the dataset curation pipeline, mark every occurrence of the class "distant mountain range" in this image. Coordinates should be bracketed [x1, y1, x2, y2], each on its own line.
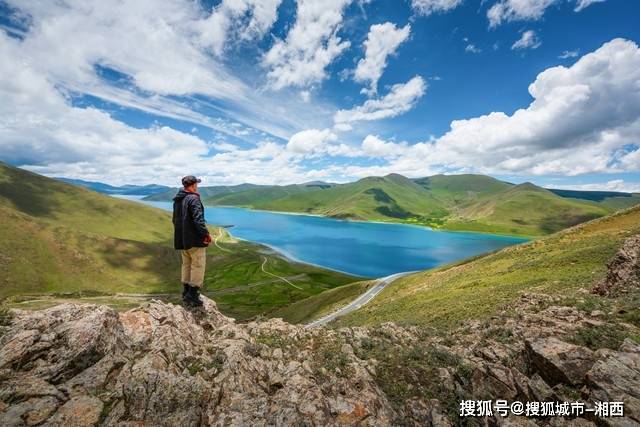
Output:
[138, 173, 640, 237]
[56, 177, 171, 195]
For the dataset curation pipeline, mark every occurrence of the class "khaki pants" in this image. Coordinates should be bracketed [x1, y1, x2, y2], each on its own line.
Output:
[180, 247, 206, 288]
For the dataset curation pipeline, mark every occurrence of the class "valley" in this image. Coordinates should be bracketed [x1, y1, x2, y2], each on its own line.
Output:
[0, 162, 358, 320]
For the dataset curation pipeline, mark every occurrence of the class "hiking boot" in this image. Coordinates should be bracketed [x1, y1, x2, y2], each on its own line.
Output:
[183, 285, 204, 307]
[182, 283, 189, 300]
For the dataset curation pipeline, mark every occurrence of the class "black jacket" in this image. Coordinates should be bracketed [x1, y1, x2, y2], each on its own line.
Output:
[173, 190, 209, 250]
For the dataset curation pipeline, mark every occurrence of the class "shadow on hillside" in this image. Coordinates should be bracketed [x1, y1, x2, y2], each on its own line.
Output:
[91, 237, 182, 290]
[0, 167, 63, 218]
[540, 213, 603, 234]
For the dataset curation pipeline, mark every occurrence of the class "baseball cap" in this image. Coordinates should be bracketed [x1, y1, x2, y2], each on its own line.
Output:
[181, 175, 201, 186]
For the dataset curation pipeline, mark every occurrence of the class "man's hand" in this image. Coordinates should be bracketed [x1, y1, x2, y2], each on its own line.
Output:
[203, 234, 212, 245]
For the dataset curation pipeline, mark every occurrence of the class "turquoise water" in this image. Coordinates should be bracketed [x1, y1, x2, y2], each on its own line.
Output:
[121, 196, 527, 278]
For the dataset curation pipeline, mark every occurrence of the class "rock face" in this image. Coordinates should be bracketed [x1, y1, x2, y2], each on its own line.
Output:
[526, 337, 597, 386]
[0, 299, 395, 426]
[593, 234, 640, 296]
[586, 339, 640, 424]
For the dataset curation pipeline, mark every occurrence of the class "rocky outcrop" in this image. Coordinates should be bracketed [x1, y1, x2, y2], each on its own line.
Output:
[0, 299, 396, 426]
[526, 337, 597, 386]
[1, 294, 638, 426]
[1, 236, 640, 426]
[593, 234, 640, 296]
[586, 339, 640, 424]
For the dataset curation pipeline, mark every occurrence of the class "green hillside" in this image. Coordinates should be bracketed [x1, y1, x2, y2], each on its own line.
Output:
[258, 174, 449, 222]
[206, 183, 329, 206]
[332, 204, 640, 329]
[413, 173, 512, 206]
[143, 183, 266, 201]
[273, 280, 376, 324]
[445, 182, 611, 236]
[0, 163, 358, 318]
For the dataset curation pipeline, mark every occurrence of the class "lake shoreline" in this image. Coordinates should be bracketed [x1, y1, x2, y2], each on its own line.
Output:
[119, 196, 528, 277]
[205, 204, 531, 240]
[230, 234, 372, 279]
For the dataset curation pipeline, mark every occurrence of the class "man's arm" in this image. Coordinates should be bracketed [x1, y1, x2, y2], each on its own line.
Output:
[172, 201, 178, 226]
[187, 197, 210, 238]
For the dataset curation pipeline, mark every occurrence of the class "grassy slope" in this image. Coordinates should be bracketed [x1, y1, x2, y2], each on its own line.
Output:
[446, 183, 610, 236]
[333, 205, 640, 329]
[258, 174, 448, 221]
[206, 184, 318, 207]
[273, 280, 376, 324]
[0, 163, 358, 319]
[413, 174, 512, 206]
[143, 183, 265, 201]
[0, 162, 173, 244]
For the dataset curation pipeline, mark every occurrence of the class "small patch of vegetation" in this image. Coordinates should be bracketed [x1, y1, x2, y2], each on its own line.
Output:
[0, 306, 12, 326]
[615, 290, 640, 327]
[556, 384, 582, 401]
[568, 323, 629, 351]
[310, 337, 353, 382]
[481, 325, 515, 344]
[207, 351, 226, 372]
[254, 331, 295, 349]
[244, 342, 262, 357]
[187, 362, 203, 376]
[353, 334, 474, 424]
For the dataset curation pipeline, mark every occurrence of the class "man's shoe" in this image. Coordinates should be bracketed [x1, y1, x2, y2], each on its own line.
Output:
[184, 285, 204, 307]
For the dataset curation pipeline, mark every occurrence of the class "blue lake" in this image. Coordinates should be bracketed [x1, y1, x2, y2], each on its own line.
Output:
[119, 196, 527, 278]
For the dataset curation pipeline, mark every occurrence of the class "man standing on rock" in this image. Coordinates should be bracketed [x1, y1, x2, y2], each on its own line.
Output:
[173, 175, 212, 307]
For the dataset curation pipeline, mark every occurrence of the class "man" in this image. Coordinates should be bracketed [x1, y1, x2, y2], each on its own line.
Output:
[173, 175, 212, 307]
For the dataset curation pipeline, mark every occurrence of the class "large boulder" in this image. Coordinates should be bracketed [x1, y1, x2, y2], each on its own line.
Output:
[592, 234, 640, 297]
[585, 339, 640, 425]
[525, 337, 597, 386]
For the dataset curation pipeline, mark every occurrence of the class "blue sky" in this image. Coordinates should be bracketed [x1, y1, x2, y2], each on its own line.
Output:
[1, 0, 639, 191]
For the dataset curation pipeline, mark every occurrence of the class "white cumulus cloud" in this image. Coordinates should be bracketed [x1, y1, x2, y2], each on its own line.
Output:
[197, 0, 282, 56]
[488, 0, 607, 27]
[559, 49, 579, 59]
[334, 76, 426, 124]
[555, 180, 640, 193]
[488, 0, 558, 27]
[575, 0, 607, 12]
[286, 128, 338, 155]
[429, 38, 640, 176]
[411, 0, 464, 16]
[361, 135, 408, 158]
[465, 44, 482, 53]
[354, 22, 411, 96]
[262, 0, 352, 90]
[512, 30, 541, 50]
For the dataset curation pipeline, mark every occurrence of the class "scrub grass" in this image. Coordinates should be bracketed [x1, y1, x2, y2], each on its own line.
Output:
[272, 280, 376, 324]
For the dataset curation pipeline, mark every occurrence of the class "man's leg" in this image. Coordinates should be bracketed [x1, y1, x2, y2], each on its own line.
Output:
[183, 247, 206, 307]
[188, 247, 207, 288]
[180, 250, 192, 284]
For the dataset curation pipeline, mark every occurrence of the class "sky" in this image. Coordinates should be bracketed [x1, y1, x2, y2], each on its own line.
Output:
[1, 0, 639, 191]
